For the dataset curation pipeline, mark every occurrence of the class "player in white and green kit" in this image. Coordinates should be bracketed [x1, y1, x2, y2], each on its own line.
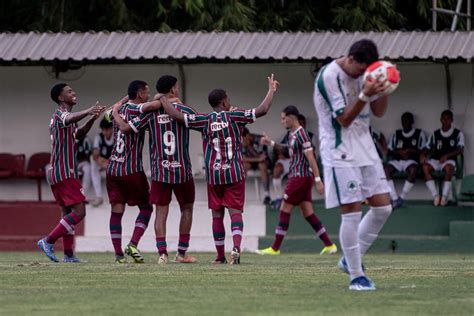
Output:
[314, 39, 393, 291]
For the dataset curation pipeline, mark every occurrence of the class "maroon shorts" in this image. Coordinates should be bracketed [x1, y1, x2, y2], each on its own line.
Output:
[150, 179, 195, 206]
[284, 176, 313, 205]
[207, 181, 245, 211]
[106, 171, 150, 206]
[51, 178, 86, 207]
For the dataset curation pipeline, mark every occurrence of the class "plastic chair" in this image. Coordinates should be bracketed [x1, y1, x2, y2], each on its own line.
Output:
[0, 153, 15, 178]
[458, 174, 474, 203]
[25, 152, 51, 201]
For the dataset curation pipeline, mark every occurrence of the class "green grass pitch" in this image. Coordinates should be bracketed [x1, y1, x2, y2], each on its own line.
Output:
[0, 252, 473, 315]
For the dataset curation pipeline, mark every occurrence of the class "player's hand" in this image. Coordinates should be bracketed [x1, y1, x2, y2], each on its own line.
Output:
[153, 93, 165, 101]
[363, 75, 387, 97]
[88, 102, 106, 116]
[420, 154, 427, 164]
[316, 180, 324, 195]
[268, 73, 280, 92]
[260, 134, 271, 146]
[439, 155, 448, 163]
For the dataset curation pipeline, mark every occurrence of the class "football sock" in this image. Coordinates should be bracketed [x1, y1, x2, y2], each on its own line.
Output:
[358, 205, 392, 255]
[340, 212, 364, 280]
[212, 216, 226, 259]
[156, 236, 167, 255]
[130, 204, 153, 246]
[46, 212, 81, 244]
[426, 180, 438, 197]
[110, 212, 124, 256]
[272, 211, 291, 251]
[273, 178, 283, 197]
[62, 230, 74, 257]
[400, 181, 414, 199]
[387, 180, 398, 200]
[442, 181, 451, 198]
[178, 233, 190, 256]
[305, 213, 333, 247]
[230, 213, 243, 251]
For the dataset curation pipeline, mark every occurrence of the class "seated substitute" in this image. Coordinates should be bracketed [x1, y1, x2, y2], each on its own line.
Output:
[384, 112, 426, 208]
[422, 110, 464, 206]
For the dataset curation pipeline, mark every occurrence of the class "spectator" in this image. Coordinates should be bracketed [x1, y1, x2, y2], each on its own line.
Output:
[242, 128, 271, 205]
[90, 118, 114, 206]
[384, 112, 426, 208]
[76, 136, 92, 202]
[422, 110, 464, 206]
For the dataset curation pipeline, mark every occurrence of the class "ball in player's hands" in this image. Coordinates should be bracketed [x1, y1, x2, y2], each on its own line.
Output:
[363, 60, 400, 96]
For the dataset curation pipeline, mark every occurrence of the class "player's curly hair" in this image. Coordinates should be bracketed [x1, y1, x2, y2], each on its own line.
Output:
[348, 39, 379, 65]
[208, 89, 227, 108]
[128, 80, 148, 99]
[282, 105, 299, 118]
[50, 83, 68, 104]
[156, 75, 178, 94]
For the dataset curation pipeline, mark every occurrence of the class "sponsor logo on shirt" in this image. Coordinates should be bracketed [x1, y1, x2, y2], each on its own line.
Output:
[212, 163, 231, 170]
[211, 122, 229, 131]
[161, 160, 182, 168]
[110, 155, 125, 163]
[157, 114, 171, 124]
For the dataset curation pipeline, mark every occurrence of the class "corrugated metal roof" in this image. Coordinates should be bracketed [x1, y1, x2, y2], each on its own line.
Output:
[0, 31, 472, 62]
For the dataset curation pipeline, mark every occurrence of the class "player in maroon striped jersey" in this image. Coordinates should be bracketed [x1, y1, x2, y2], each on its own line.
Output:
[162, 74, 279, 264]
[257, 105, 337, 256]
[107, 80, 167, 263]
[38, 83, 105, 263]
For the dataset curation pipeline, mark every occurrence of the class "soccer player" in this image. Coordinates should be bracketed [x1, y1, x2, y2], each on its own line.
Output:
[256, 105, 337, 256]
[107, 80, 165, 263]
[161, 74, 279, 264]
[385, 112, 426, 208]
[38, 83, 105, 263]
[90, 118, 114, 206]
[314, 39, 393, 291]
[422, 110, 464, 206]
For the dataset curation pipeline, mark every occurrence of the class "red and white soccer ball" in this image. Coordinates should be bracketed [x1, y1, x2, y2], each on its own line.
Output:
[363, 60, 400, 96]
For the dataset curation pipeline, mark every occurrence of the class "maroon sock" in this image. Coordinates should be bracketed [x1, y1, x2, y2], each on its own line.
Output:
[305, 213, 333, 247]
[178, 233, 190, 256]
[110, 212, 124, 256]
[46, 212, 81, 244]
[212, 216, 225, 259]
[272, 211, 291, 251]
[130, 205, 153, 246]
[62, 231, 74, 257]
[230, 213, 243, 252]
[156, 236, 167, 255]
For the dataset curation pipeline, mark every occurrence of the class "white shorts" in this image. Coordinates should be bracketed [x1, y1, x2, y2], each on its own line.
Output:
[275, 158, 290, 177]
[324, 161, 390, 209]
[388, 159, 417, 172]
[427, 159, 456, 171]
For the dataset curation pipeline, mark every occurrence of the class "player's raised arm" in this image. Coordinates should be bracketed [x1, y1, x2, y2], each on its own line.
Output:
[138, 93, 167, 113]
[254, 74, 279, 118]
[260, 133, 288, 151]
[65, 102, 105, 125]
[161, 96, 185, 123]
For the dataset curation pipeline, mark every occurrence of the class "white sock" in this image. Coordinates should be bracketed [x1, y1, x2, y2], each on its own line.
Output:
[442, 181, 451, 198]
[340, 212, 364, 280]
[387, 180, 398, 200]
[400, 181, 414, 199]
[425, 180, 438, 197]
[273, 178, 283, 198]
[358, 205, 392, 256]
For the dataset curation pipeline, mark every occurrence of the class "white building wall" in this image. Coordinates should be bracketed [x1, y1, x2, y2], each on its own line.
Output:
[0, 62, 472, 200]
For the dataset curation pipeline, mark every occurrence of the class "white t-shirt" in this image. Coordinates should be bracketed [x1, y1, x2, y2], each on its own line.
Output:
[313, 60, 380, 167]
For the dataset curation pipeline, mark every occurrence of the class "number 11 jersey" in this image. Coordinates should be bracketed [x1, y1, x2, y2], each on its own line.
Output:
[148, 103, 196, 184]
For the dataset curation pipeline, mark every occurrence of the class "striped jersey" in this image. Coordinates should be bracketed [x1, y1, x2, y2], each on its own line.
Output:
[148, 103, 196, 183]
[48, 108, 79, 185]
[107, 103, 151, 177]
[185, 109, 256, 185]
[313, 60, 380, 168]
[288, 127, 314, 177]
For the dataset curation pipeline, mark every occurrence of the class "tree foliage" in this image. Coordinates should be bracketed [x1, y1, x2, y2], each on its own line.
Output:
[0, 0, 470, 32]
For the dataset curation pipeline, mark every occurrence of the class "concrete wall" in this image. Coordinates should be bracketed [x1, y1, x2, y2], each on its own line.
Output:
[0, 62, 472, 199]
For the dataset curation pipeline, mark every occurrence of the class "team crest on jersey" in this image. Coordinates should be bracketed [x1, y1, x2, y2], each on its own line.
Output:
[450, 140, 455, 146]
[347, 181, 358, 193]
[211, 122, 229, 131]
[162, 160, 181, 168]
[412, 139, 417, 146]
[157, 114, 171, 124]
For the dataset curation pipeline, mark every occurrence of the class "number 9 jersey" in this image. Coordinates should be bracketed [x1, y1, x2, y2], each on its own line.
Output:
[107, 103, 151, 177]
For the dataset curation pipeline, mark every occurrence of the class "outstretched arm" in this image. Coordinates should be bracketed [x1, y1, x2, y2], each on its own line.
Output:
[65, 102, 105, 125]
[139, 94, 167, 113]
[254, 74, 279, 118]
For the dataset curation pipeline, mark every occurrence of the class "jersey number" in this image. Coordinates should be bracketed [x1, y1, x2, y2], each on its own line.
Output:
[116, 131, 125, 154]
[212, 137, 233, 160]
[163, 131, 176, 155]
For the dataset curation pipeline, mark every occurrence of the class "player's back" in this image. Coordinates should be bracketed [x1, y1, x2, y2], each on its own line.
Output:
[148, 103, 195, 183]
[48, 108, 78, 185]
[313, 60, 379, 168]
[288, 127, 313, 177]
[107, 103, 149, 177]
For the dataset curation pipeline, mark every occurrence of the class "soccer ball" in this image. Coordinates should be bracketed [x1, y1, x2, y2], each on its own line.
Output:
[104, 109, 113, 122]
[363, 60, 400, 96]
